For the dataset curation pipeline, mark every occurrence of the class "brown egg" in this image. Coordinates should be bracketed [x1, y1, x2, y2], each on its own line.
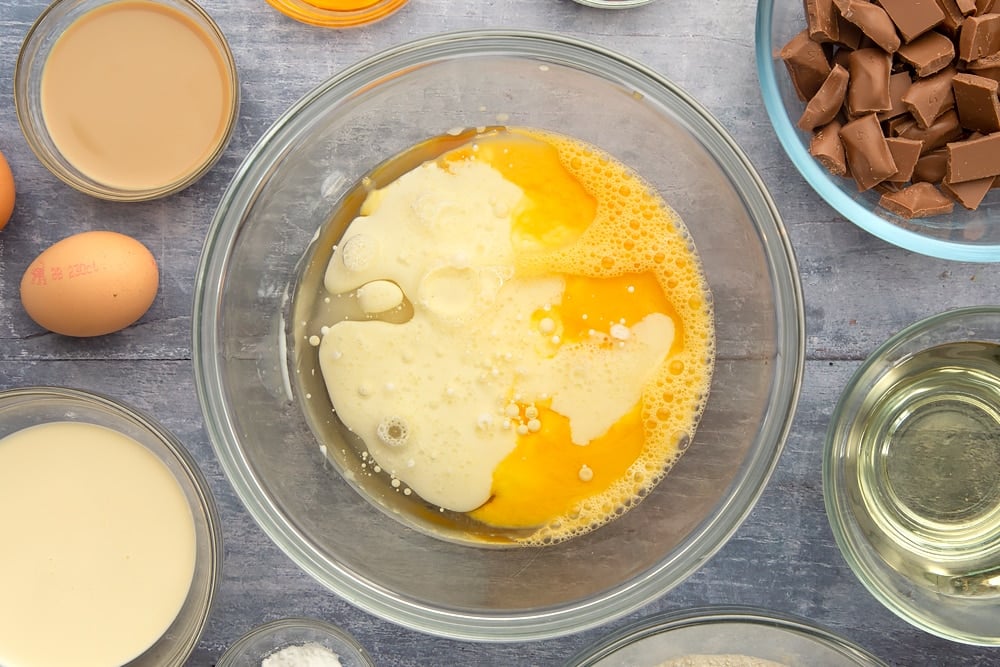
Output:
[0, 149, 14, 232]
[20, 231, 159, 337]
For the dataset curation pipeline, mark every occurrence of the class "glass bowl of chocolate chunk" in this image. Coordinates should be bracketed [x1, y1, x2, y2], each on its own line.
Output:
[757, 0, 1000, 261]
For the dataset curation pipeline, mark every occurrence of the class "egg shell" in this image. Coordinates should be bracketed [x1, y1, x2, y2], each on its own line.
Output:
[0, 149, 14, 232]
[20, 231, 159, 337]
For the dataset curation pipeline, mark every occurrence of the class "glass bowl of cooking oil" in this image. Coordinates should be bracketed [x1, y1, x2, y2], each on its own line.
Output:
[825, 306, 1000, 646]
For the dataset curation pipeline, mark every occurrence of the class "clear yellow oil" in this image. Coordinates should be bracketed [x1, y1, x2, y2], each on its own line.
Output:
[846, 341, 1000, 597]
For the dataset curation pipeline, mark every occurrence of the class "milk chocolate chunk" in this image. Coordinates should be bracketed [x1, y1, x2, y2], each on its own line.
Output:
[935, 0, 967, 33]
[879, 0, 946, 42]
[967, 51, 1000, 81]
[880, 182, 956, 217]
[848, 48, 893, 114]
[902, 65, 957, 127]
[811, 119, 849, 175]
[942, 174, 995, 207]
[945, 131, 1000, 181]
[958, 13, 1000, 61]
[781, 29, 833, 101]
[833, 0, 902, 52]
[799, 64, 851, 130]
[899, 108, 964, 151]
[913, 147, 950, 180]
[958, 0, 978, 14]
[875, 180, 904, 194]
[886, 137, 925, 180]
[897, 31, 957, 76]
[888, 113, 919, 134]
[833, 46, 854, 70]
[878, 71, 915, 119]
[837, 14, 866, 48]
[976, 0, 999, 14]
[840, 113, 899, 189]
[952, 72, 1000, 131]
[806, 0, 841, 42]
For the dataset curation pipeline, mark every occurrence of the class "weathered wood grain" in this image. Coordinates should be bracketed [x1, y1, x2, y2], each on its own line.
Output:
[1, 0, 999, 665]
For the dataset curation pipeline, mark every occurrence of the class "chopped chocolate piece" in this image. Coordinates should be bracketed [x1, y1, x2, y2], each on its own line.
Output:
[810, 119, 849, 175]
[781, 29, 833, 101]
[945, 131, 1000, 181]
[880, 71, 916, 118]
[879, 182, 956, 217]
[952, 72, 1000, 131]
[879, 71, 915, 119]
[879, 0, 946, 42]
[913, 147, 950, 180]
[840, 113, 899, 189]
[897, 31, 957, 76]
[833, 0, 902, 52]
[942, 173, 995, 206]
[888, 113, 919, 134]
[967, 51, 1000, 81]
[799, 64, 851, 130]
[976, 0, 999, 14]
[875, 180, 904, 194]
[886, 136, 925, 180]
[935, 0, 967, 34]
[836, 13, 866, 48]
[899, 108, 965, 151]
[902, 65, 957, 127]
[993, 173, 1000, 186]
[848, 48, 893, 114]
[958, 13, 1000, 61]
[957, 0, 978, 14]
[833, 46, 854, 70]
[806, 0, 841, 42]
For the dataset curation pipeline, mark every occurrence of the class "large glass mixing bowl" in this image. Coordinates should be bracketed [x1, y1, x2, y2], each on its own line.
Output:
[194, 30, 804, 641]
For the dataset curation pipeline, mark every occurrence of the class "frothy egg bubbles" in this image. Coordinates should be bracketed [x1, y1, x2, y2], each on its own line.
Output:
[293, 126, 714, 546]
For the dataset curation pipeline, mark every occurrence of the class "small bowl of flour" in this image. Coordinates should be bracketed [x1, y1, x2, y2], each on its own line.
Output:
[566, 607, 888, 667]
[217, 617, 375, 667]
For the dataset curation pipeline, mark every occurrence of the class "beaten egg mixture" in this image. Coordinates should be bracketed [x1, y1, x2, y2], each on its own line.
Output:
[315, 127, 713, 544]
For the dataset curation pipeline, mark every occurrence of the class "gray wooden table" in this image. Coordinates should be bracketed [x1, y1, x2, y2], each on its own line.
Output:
[1, 1, 998, 665]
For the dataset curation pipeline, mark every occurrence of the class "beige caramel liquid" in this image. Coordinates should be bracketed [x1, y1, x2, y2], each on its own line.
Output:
[40, 1, 234, 191]
[0, 421, 197, 667]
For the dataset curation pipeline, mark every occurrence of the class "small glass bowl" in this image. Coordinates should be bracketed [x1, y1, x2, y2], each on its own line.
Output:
[570, 0, 659, 8]
[756, 0, 1000, 262]
[825, 306, 1000, 646]
[0, 386, 223, 666]
[14, 0, 240, 201]
[217, 618, 376, 667]
[265, 0, 408, 28]
[567, 606, 888, 666]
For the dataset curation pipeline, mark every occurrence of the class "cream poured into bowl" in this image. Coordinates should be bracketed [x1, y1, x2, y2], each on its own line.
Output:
[303, 126, 715, 545]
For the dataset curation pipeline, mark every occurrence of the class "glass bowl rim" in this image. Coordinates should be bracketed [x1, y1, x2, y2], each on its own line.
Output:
[565, 604, 890, 666]
[823, 305, 1000, 646]
[570, 0, 659, 8]
[217, 616, 376, 666]
[0, 384, 224, 664]
[193, 27, 806, 642]
[13, 0, 241, 202]
[754, 0, 1000, 263]
[264, 0, 408, 28]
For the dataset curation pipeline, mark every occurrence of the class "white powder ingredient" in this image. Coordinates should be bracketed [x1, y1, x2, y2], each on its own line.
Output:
[261, 642, 343, 667]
